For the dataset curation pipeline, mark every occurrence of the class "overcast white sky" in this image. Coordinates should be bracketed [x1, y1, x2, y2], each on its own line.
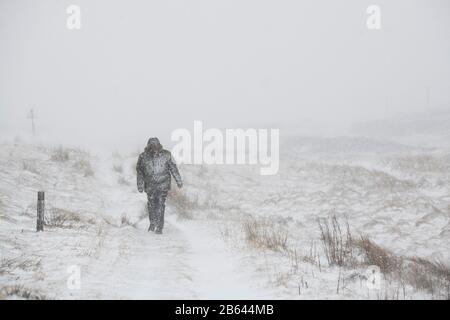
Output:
[1, 0, 450, 150]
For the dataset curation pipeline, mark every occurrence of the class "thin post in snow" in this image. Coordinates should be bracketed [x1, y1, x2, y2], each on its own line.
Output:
[27, 109, 37, 137]
[37, 191, 45, 232]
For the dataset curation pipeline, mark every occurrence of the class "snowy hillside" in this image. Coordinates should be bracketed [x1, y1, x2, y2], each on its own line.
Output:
[1, 138, 449, 299]
[350, 108, 450, 149]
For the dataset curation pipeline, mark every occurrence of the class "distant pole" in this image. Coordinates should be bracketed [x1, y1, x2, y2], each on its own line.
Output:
[37, 191, 45, 232]
[27, 109, 37, 137]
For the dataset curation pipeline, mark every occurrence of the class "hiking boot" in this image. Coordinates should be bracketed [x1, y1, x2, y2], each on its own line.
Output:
[148, 224, 156, 232]
[155, 228, 163, 234]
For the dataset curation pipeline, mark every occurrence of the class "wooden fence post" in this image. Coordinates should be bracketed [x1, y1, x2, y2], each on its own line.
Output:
[37, 191, 45, 232]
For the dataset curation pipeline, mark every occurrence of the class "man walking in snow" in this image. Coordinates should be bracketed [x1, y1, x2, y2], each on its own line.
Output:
[136, 137, 183, 234]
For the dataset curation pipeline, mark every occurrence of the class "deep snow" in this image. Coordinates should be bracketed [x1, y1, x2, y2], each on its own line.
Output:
[0, 136, 449, 299]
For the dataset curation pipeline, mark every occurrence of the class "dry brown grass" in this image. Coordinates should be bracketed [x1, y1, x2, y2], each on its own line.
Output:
[402, 257, 450, 299]
[242, 215, 289, 252]
[0, 256, 41, 275]
[50, 146, 70, 162]
[0, 285, 47, 300]
[50, 146, 93, 176]
[318, 215, 354, 267]
[45, 208, 95, 229]
[168, 188, 197, 219]
[354, 236, 402, 273]
[318, 215, 450, 299]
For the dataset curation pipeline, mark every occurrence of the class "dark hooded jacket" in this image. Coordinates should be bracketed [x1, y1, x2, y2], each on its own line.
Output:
[136, 138, 182, 192]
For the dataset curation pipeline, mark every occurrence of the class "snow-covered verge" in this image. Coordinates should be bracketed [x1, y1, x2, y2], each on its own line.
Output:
[0, 137, 449, 299]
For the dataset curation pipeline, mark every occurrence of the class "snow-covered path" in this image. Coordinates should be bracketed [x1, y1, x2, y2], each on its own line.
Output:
[62, 154, 266, 299]
[70, 222, 196, 299]
[67, 217, 268, 299]
[167, 216, 271, 299]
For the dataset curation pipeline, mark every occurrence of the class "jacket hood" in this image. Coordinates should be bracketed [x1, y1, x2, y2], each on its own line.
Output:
[145, 137, 163, 153]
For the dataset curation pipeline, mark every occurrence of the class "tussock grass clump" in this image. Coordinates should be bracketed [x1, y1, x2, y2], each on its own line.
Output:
[318, 215, 354, 267]
[354, 236, 401, 273]
[45, 208, 95, 229]
[50, 146, 93, 174]
[317, 215, 401, 271]
[50, 146, 70, 162]
[0, 256, 41, 275]
[0, 285, 47, 300]
[168, 188, 197, 219]
[318, 214, 450, 299]
[242, 216, 289, 252]
[402, 257, 450, 298]
[73, 159, 94, 177]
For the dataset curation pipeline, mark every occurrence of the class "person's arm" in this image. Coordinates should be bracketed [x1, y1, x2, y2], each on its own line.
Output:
[136, 154, 145, 192]
[168, 153, 183, 188]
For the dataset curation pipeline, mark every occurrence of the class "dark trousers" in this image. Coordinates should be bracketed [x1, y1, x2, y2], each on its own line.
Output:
[146, 190, 168, 230]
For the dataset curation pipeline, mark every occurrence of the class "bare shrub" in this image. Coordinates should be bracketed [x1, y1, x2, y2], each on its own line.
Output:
[50, 146, 70, 162]
[318, 215, 354, 267]
[242, 216, 289, 252]
[73, 159, 94, 177]
[0, 285, 47, 300]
